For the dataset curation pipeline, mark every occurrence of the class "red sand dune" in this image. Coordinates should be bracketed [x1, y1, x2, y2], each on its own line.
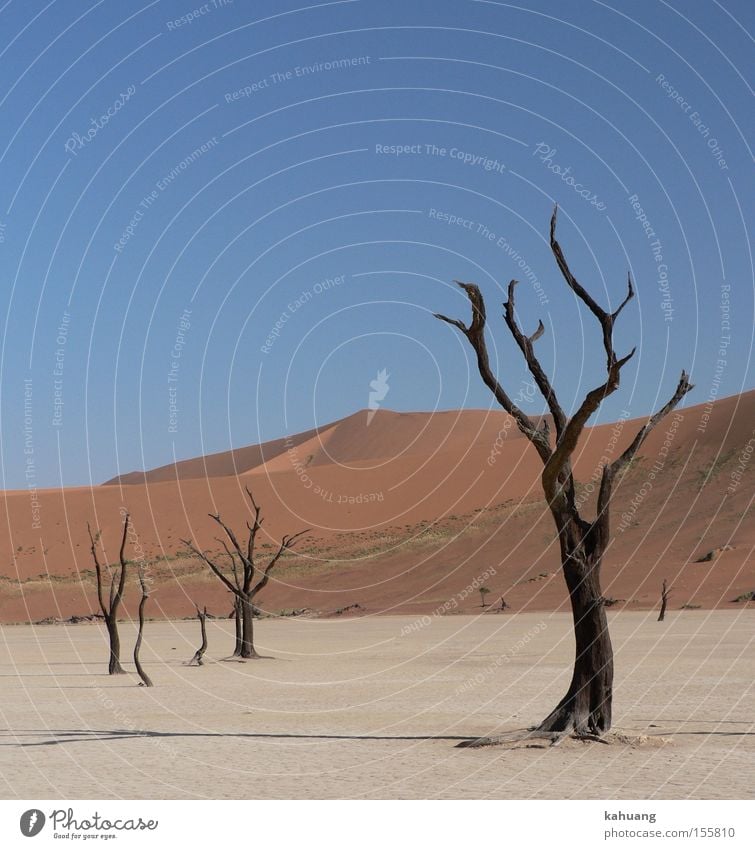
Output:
[1, 391, 753, 622]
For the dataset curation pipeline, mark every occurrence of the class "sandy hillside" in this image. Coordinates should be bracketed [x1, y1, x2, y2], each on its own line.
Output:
[0, 613, 752, 799]
[1, 392, 753, 622]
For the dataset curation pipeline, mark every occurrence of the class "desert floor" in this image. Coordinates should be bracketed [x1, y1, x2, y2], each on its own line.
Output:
[0, 612, 752, 799]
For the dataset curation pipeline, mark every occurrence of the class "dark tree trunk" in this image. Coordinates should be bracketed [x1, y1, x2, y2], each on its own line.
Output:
[658, 579, 670, 621]
[233, 597, 243, 657]
[536, 518, 613, 736]
[134, 592, 153, 687]
[106, 616, 125, 675]
[239, 595, 258, 659]
[190, 606, 208, 666]
[434, 210, 693, 746]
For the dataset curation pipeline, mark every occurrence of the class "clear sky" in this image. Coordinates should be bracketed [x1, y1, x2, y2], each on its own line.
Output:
[0, 0, 752, 489]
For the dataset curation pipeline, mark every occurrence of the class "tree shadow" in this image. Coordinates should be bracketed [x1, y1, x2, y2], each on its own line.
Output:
[0, 728, 473, 747]
[1, 726, 751, 750]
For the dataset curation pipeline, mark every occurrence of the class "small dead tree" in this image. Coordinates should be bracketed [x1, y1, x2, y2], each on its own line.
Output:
[232, 596, 243, 657]
[88, 515, 130, 675]
[181, 488, 309, 659]
[435, 207, 693, 741]
[189, 604, 209, 666]
[133, 565, 153, 686]
[658, 579, 671, 622]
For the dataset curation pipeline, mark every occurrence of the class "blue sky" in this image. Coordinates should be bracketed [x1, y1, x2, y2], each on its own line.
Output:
[0, 0, 752, 488]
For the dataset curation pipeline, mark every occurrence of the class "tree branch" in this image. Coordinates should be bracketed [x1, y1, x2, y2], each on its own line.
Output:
[181, 538, 239, 596]
[87, 522, 108, 617]
[611, 370, 694, 477]
[435, 281, 552, 461]
[244, 486, 263, 565]
[251, 529, 310, 599]
[550, 205, 635, 371]
[216, 537, 243, 591]
[209, 512, 248, 567]
[503, 278, 565, 442]
[112, 513, 130, 613]
[594, 370, 694, 541]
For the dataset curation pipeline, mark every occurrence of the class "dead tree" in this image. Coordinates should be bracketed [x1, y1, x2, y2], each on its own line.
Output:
[87, 515, 131, 675]
[232, 597, 243, 657]
[189, 604, 209, 666]
[435, 207, 693, 740]
[133, 565, 153, 686]
[658, 579, 671, 622]
[181, 488, 308, 659]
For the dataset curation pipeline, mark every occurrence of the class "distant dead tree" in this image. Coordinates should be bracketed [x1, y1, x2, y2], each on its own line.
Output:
[87, 515, 131, 675]
[181, 488, 309, 659]
[231, 596, 243, 657]
[133, 565, 153, 686]
[658, 579, 671, 622]
[435, 207, 693, 742]
[188, 604, 209, 666]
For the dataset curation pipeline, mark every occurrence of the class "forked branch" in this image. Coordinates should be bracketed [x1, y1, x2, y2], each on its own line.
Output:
[434, 281, 552, 460]
[549, 206, 634, 371]
[503, 279, 563, 442]
[595, 370, 694, 535]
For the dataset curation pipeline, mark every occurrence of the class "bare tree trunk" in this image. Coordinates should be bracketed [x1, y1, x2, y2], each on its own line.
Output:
[536, 520, 612, 736]
[233, 597, 243, 657]
[240, 595, 258, 659]
[434, 209, 693, 744]
[658, 579, 670, 622]
[189, 605, 209, 666]
[89, 516, 130, 675]
[106, 617, 125, 675]
[134, 587, 153, 687]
